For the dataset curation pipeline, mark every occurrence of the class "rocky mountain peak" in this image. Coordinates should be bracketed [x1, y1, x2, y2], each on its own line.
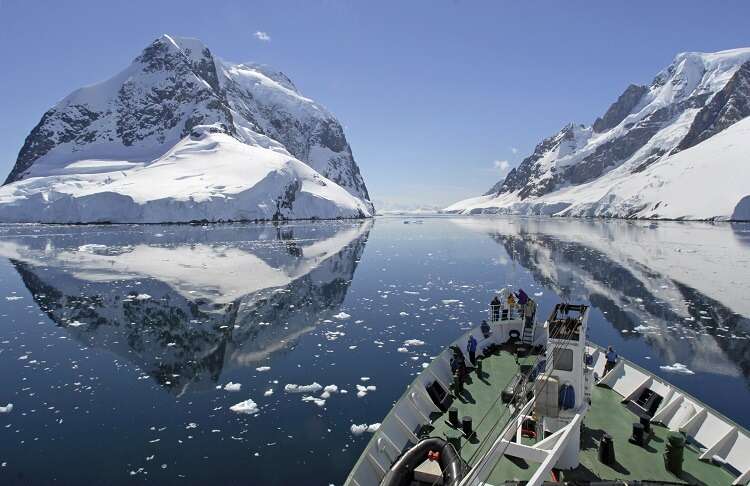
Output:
[448, 47, 750, 220]
[3, 35, 371, 207]
[593, 84, 648, 133]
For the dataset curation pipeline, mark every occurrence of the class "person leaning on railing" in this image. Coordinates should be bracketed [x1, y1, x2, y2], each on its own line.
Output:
[604, 346, 618, 375]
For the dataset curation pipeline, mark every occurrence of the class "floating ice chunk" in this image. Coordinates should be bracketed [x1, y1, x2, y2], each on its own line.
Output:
[0, 403, 13, 414]
[534, 292, 543, 297]
[284, 382, 322, 393]
[229, 398, 259, 414]
[134, 293, 152, 300]
[224, 382, 242, 392]
[350, 423, 381, 435]
[302, 395, 326, 407]
[263, 389, 274, 396]
[320, 384, 339, 399]
[633, 325, 658, 333]
[186, 422, 198, 429]
[68, 320, 87, 327]
[399, 312, 409, 316]
[403, 339, 425, 347]
[442, 299, 460, 305]
[333, 312, 351, 320]
[255, 366, 271, 372]
[659, 363, 695, 375]
[78, 244, 108, 253]
[356, 384, 377, 398]
[360, 377, 370, 381]
[397, 347, 408, 353]
[5, 296, 23, 301]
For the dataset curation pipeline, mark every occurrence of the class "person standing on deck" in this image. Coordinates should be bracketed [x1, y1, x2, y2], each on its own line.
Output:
[604, 346, 618, 375]
[467, 335, 478, 366]
[507, 292, 516, 317]
[480, 319, 491, 338]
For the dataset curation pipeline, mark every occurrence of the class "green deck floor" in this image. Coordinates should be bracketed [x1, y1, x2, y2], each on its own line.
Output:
[564, 385, 737, 486]
[424, 350, 737, 485]
[429, 348, 542, 483]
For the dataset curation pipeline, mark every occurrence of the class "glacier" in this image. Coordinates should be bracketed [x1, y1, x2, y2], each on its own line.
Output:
[0, 35, 373, 223]
[446, 48, 750, 221]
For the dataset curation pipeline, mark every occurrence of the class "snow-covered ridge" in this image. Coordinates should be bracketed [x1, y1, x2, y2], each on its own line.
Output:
[446, 47, 750, 221]
[1, 35, 373, 223]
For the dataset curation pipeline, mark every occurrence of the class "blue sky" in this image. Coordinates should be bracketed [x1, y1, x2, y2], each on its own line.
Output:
[1, 1, 749, 209]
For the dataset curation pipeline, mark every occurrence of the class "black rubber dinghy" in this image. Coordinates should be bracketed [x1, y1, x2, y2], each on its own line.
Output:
[379, 437, 464, 486]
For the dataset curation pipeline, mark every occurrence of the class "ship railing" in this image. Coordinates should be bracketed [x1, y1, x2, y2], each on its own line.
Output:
[591, 343, 750, 485]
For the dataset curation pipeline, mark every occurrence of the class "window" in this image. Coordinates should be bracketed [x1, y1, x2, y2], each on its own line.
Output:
[553, 348, 573, 372]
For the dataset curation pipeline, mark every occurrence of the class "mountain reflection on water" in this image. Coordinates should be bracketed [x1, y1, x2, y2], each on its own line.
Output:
[454, 217, 750, 389]
[0, 217, 748, 485]
[0, 222, 371, 396]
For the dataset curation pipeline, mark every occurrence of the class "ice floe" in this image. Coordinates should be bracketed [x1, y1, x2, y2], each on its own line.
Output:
[659, 363, 695, 375]
[333, 312, 351, 320]
[355, 384, 377, 398]
[301, 395, 326, 407]
[284, 382, 323, 393]
[0, 403, 13, 414]
[229, 398, 260, 414]
[223, 382, 242, 392]
[350, 423, 381, 435]
[403, 339, 425, 347]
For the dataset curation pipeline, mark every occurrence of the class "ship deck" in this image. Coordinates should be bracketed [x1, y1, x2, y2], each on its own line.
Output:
[427, 347, 737, 485]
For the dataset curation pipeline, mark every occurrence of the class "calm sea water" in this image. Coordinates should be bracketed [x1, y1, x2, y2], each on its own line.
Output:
[0, 216, 748, 485]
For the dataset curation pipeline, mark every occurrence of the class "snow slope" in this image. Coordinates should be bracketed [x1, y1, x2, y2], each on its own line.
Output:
[446, 48, 750, 221]
[1, 35, 373, 222]
[0, 125, 370, 222]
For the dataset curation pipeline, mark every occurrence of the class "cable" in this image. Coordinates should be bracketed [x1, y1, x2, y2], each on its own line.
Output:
[456, 305, 585, 484]
[462, 304, 577, 466]
[471, 307, 588, 483]
[466, 314, 580, 473]
[433, 302, 588, 486]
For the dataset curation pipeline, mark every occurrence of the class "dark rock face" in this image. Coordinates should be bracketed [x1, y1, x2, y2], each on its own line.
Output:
[485, 124, 578, 198]
[593, 84, 648, 133]
[222, 77, 370, 201]
[582, 93, 708, 178]
[675, 60, 750, 153]
[5, 36, 233, 184]
[482, 55, 750, 201]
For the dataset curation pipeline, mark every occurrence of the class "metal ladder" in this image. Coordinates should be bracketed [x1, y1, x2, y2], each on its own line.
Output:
[521, 317, 535, 344]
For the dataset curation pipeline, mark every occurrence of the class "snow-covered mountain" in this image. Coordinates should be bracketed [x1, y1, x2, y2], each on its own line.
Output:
[446, 48, 750, 221]
[0, 35, 373, 223]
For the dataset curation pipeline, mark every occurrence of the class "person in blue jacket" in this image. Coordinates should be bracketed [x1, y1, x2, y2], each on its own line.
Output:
[467, 335, 478, 366]
[604, 346, 618, 375]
